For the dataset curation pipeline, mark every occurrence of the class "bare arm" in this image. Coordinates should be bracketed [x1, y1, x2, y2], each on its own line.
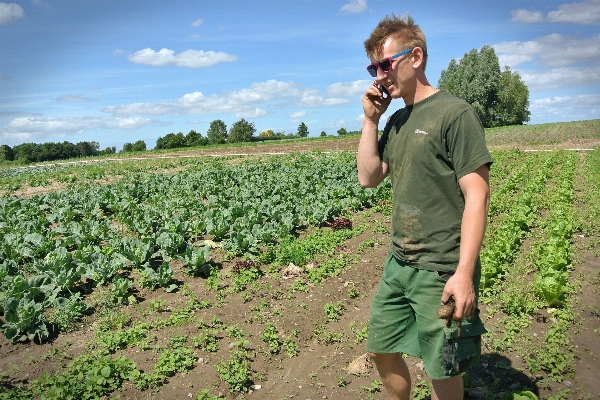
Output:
[442, 163, 490, 320]
[357, 83, 390, 188]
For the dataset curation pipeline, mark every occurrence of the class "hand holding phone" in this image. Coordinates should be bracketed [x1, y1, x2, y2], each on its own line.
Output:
[379, 84, 390, 99]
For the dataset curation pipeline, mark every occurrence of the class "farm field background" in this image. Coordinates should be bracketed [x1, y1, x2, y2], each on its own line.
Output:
[1, 119, 599, 400]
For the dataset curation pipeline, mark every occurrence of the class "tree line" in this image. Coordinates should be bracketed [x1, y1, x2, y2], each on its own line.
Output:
[0, 141, 116, 163]
[1, 46, 529, 164]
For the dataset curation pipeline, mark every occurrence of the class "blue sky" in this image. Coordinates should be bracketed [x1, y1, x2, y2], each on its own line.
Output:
[1, 0, 599, 150]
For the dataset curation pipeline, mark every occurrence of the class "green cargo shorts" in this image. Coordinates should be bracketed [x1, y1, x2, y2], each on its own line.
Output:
[366, 252, 487, 380]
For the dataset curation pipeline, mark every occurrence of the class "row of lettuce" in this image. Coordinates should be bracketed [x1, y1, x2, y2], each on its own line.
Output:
[0, 152, 390, 343]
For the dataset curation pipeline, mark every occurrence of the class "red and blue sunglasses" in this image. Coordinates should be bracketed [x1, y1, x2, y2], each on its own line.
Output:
[366, 48, 414, 77]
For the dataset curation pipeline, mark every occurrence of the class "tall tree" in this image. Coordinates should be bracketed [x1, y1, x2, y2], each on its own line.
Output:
[228, 118, 255, 143]
[438, 45, 500, 127]
[438, 45, 529, 127]
[492, 67, 531, 127]
[207, 120, 228, 144]
[297, 122, 309, 137]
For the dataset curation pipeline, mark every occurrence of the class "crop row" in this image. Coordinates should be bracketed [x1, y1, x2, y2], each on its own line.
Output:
[485, 119, 600, 147]
[0, 152, 390, 343]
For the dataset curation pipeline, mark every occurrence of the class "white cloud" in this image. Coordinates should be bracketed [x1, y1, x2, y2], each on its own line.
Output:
[510, 9, 544, 23]
[104, 117, 155, 129]
[530, 94, 600, 121]
[56, 95, 98, 102]
[340, 0, 367, 14]
[0, 2, 25, 25]
[326, 119, 347, 129]
[511, 0, 600, 24]
[127, 48, 237, 68]
[113, 48, 123, 55]
[102, 102, 175, 116]
[547, 0, 600, 24]
[236, 108, 268, 118]
[519, 65, 600, 91]
[297, 95, 349, 107]
[191, 18, 203, 27]
[103, 80, 347, 119]
[290, 111, 306, 119]
[494, 33, 600, 68]
[0, 116, 156, 145]
[327, 80, 372, 97]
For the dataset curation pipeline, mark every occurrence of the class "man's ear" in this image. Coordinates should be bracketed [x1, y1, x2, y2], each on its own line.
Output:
[411, 47, 424, 69]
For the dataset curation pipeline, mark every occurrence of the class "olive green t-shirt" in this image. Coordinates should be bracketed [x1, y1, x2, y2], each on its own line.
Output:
[379, 90, 493, 272]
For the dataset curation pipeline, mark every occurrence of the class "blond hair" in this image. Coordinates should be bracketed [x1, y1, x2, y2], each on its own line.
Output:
[364, 14, 428, 71]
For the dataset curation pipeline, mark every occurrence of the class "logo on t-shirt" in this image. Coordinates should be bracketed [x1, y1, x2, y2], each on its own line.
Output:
[415, 129, 429, 135]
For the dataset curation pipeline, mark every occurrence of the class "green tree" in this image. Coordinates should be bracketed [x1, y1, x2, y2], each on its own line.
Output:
[207, 120, 228, 144]
[337, 127, 348, 136]
[320, 131, 327, 137]
[0, 144, 14, 161]
[438, 45, 530, 127]
[228, 118, 255, 143]
[76, 141, 100, 157]
[185, 130, 206, 147]
[122, 143, 133, 152]
[131, 140, 147, 152]
[492, 67, 531, 126]
[297, 122, 309, 138]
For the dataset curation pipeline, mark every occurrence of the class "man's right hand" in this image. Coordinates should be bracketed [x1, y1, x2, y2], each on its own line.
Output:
[362, 81, 392, 122]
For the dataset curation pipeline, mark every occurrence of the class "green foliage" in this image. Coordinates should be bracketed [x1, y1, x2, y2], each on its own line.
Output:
[349, 321, 369, 343]
[206, 119, 227, 144]
[260, 322, 281, 354]
[337, 127, 348, 136]
[297, 122, 309, 137]
[153, 347, 198, 379]
[438, 45, 529, 127]
[283, 335, 299, 357]
[494, 67, 531, 126]
[0, 353, 140, 400]
[228, 118, 256, 143]
[131, 140, 147, 152]
[215, 345, 252, 392]
[138, 262, 178, 292]
[155, 132, 186, 150]
[323, 301, 345, 322]
[178, 244, 212, 277]
[110, 275, 132, 304]
[192, 328, 220, 352]
[48, 292, 89, 332]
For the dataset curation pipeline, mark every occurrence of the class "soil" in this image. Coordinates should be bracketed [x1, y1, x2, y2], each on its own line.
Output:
[1, 136, 599, 400]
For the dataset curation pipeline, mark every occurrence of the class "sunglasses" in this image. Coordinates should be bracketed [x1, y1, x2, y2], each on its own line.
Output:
[366, 48, 414, 77]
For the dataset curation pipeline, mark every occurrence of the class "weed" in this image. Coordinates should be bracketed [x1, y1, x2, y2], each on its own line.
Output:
[323, 301, 345, 322]
[349, 321, 369, 343]
[260, 322, 281, 354]
[192, 329, 220, 352]
[361, 379, 382, 393]
[412, 379, 431, 400]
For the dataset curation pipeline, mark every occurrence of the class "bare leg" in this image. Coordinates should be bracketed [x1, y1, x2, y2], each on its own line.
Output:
[431, 375, 464, 400]
[368, 352, 411, 400]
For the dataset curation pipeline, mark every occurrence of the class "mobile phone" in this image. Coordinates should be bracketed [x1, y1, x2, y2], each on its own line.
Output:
[379, 84, 390, 98]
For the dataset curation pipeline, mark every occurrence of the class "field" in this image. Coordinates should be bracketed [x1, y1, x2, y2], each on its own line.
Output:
[1, 119, 599, 400]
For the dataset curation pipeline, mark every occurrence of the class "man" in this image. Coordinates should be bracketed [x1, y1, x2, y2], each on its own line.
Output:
[357, 14, 493, 400]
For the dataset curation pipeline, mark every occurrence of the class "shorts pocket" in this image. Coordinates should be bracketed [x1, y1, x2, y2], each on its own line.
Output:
[441, 310, 487, 376]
